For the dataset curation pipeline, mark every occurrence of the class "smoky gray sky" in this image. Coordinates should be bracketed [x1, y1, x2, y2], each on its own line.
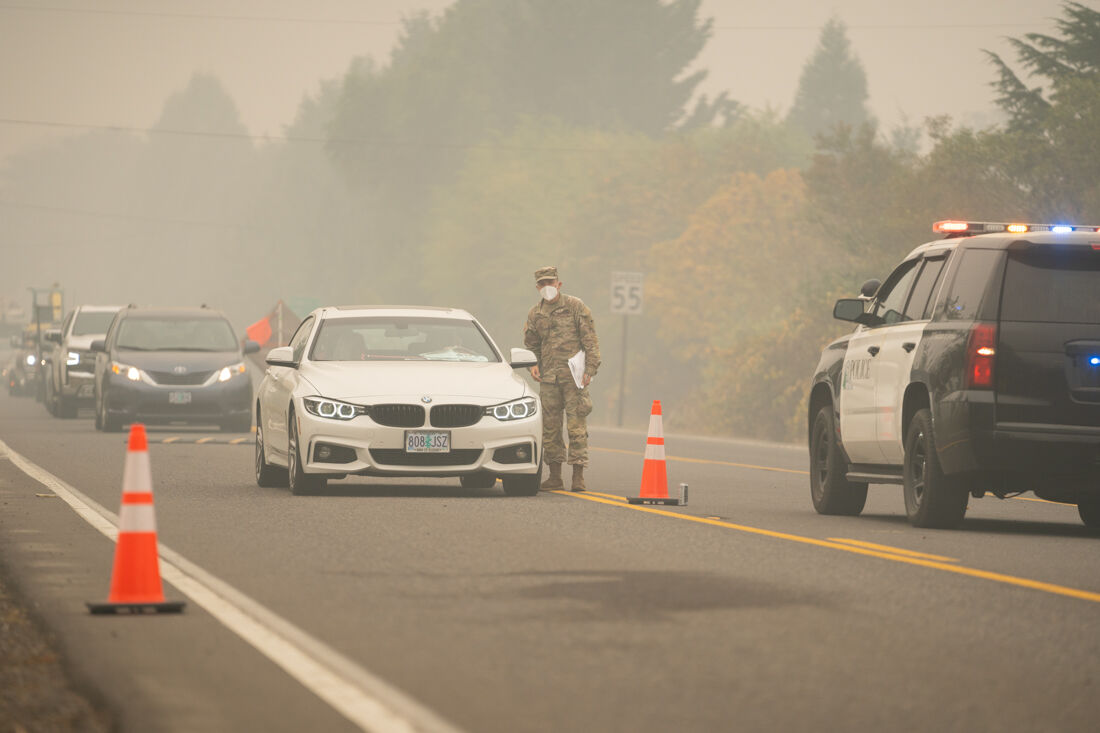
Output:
[0, 0, 1066, 163]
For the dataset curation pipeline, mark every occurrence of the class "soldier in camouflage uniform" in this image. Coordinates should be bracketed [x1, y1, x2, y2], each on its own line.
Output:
[523, 266, 601, 491]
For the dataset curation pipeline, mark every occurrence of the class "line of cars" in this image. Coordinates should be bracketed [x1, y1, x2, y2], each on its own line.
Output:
[8, 301, 544, 497]
[9, 304, 259, 433]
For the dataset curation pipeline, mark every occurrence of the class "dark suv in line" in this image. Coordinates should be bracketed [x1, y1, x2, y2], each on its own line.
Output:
[809, 220, 1100, 529]
[92, 306, 259, 432]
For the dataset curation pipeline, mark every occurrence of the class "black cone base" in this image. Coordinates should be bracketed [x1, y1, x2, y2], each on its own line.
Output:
[627, 496, 683, 506]
[87, 600, 186, 615]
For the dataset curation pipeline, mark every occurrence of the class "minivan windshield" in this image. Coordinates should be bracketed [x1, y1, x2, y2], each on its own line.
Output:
[310, 317, 499, 362]
[72, 310, 118, 336]
[116, 317, 238, 352]
[1002, 248, 1100, 324]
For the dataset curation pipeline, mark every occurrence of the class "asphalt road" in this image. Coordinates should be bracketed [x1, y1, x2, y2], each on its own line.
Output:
[1, 389, 1098, 732]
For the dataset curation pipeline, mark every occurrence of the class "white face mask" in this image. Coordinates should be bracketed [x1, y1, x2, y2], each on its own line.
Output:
[540, 285, 559, 301]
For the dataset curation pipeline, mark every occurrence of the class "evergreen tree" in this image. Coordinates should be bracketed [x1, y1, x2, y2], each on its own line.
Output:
[786, 18, 871, 138]
[984, 2, 1100, 131]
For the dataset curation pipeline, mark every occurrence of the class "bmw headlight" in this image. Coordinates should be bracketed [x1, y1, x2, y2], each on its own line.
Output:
[486, 397, 538, 421]
[217, 362, 247, 382]
[303, 396, 362, 420]
[111, 362, 141, 382]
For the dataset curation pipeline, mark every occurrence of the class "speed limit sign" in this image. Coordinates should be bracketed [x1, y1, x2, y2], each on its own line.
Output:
[610, 271, 643, 315]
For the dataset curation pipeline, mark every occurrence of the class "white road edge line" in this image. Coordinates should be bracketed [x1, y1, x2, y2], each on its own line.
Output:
[0, 438, 464, 733]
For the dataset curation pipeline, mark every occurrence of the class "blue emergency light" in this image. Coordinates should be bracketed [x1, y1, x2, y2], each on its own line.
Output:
[1090, 356, 1100, 367]
[1051, 225, 1074, 234]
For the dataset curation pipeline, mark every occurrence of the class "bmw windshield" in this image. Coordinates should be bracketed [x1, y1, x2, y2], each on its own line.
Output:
[116, 318, 239, 352]
[309, 317, 500, 362]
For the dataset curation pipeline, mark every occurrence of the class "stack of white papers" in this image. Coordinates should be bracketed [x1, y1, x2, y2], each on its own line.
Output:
[568, 351, 586, 389]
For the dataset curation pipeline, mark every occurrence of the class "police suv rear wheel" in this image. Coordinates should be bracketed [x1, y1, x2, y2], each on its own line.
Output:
[809, 406, 867, 516]
[1077, 491, 1100, 530]
[903, 409, 967, 528]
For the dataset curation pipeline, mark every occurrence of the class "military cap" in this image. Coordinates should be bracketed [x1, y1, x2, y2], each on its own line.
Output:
[534, 265, 558, 283]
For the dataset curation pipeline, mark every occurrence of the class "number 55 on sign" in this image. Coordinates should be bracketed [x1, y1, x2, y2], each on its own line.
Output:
[610, 271, 643, 315]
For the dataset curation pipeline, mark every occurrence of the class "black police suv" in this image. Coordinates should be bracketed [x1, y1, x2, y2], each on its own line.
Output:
[809, 220, 1100, 529]
[92, 306, 259, 432]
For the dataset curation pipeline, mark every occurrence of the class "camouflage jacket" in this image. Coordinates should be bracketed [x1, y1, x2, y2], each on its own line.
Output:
[523, 294, 601, 384]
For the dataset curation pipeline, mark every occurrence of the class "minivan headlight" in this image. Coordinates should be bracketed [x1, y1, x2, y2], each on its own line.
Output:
[218, 362, 247, 382]
[303, 396, 362, 420]
[111, 362, 141, 381]
[486, 397, 538, 421]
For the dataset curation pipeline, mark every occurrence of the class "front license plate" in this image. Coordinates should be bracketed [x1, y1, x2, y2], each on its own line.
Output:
[168, 391, 192, 405]
[405, 431, 450, 453]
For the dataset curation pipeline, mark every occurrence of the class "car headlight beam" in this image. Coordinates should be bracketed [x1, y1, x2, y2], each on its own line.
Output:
[218, 362, 247, 382]
[111, 362, 142, 381]
[303, 396, 362, 421]
[486, 397, 538, 421]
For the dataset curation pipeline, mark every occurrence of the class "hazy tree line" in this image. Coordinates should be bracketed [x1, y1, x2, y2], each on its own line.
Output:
[2, 1, 1097, 439]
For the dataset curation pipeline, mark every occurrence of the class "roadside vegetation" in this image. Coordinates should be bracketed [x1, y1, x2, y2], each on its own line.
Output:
[1, 1, 1096, 440]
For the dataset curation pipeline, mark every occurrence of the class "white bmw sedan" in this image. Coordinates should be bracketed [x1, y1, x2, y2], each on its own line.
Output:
[255, 306, 542, 495]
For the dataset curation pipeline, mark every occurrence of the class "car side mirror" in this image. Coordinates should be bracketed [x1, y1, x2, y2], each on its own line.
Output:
[44, 329, 62, 344]
[860, 279, 881, 298]
[509, 347, 538, 369]
[243, 339, 260, 355]
[265, 346, 296, 367]
[89, 339, 106, 353]
[834, 298, 883, 327]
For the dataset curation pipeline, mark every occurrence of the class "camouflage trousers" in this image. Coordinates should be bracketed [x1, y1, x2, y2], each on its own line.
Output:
[539, 379, 593, 466]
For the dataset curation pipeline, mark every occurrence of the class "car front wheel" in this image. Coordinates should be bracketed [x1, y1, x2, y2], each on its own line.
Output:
[255, 414, 288, 488]
[903, 408, 967, 528]
[287, 408, 325, 496]
[809, 405, 867, 516]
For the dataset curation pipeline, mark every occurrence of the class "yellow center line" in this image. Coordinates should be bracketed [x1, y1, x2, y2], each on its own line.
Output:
[161, 437, 179, 444]
[827, 537, 958, 563]
[1011, 496, 1073, 506]
[591, 446, 809, 476]
[196, 437, 214, 444]
[582, 491, 627, 502]
[552, 491, 1100, 604]
[229, 437, 249, 445]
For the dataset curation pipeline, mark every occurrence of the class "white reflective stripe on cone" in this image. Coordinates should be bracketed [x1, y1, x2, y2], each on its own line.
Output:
[122, 451, 152, 494]
[647, 415, 663, 439]
[118, 504, 157, 533]
[644, 443, 666, 461]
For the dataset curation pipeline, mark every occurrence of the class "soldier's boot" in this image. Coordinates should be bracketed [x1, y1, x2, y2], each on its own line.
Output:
[541, 462, 564, 490]
[570, 465, 586, 492]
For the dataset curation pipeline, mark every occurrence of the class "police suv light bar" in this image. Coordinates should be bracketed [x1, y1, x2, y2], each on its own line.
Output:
[933, 220, 1100, 237]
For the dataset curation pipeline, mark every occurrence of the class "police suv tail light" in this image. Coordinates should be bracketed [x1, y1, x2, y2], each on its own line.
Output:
[967, 323, 997, 389]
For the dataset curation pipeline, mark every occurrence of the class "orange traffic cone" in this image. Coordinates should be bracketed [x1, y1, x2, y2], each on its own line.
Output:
[87, 424, 185, 614]
[628, 401, 686, 506]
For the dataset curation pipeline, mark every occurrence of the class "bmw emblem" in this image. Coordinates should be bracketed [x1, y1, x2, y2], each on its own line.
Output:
[421, 396, 432, 404]
[172, 365, 188, 375]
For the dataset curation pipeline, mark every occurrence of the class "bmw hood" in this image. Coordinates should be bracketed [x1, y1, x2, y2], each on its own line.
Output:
[299, 361, 530, 404]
